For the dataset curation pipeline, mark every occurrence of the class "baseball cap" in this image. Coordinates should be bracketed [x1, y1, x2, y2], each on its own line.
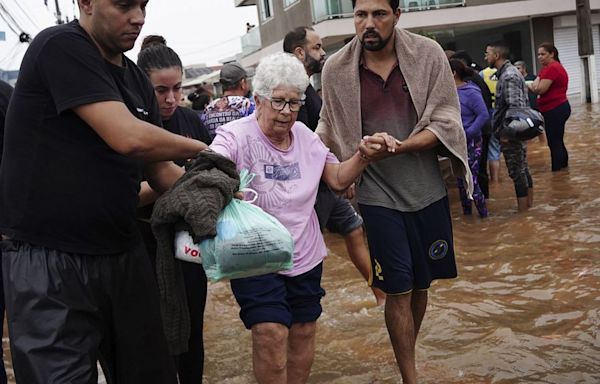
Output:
[219, 62, 247, 85]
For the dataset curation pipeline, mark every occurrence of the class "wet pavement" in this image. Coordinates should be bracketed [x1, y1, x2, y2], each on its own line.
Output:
[3, 101, 600, 383]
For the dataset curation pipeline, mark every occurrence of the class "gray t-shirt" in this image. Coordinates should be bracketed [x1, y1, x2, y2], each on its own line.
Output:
[358, 62, 446, 212]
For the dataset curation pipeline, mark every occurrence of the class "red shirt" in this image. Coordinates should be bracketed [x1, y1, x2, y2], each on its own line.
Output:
[537, 61, 568, 112]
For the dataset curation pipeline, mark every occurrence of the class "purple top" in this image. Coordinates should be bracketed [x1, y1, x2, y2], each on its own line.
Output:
[457, 81, 489, 140]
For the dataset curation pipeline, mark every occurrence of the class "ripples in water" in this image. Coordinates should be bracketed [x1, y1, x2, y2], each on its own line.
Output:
[200, 102, 600, 383]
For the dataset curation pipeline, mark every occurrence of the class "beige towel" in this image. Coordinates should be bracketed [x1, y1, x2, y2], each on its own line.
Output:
[316, 27, 473, 196]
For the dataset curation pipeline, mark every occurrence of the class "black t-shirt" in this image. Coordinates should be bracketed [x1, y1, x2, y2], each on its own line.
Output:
[0, 21, 161, 254]
[164, 106, 211, 147]
[297, 84, 322, 131]
[0, 80, 13, 166]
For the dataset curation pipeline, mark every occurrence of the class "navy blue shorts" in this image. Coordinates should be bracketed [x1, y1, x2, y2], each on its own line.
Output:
[314, 181, 363, 235]
[230, 263, 325, 329]
[359, 196, 457, 294]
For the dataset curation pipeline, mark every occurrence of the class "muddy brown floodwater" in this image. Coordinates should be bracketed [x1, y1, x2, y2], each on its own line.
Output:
[2, 101, 599, 383]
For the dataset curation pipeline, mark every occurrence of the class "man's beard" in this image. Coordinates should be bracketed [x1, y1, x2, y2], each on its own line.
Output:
[360, 30, 393, 51]
[304, 54, 323, 75]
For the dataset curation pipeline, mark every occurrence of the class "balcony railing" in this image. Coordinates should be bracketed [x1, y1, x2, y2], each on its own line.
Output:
[234, 0, 257, 6]
[312, 0, 465, 23]
[312, 0, 353, 23]
[241, 26, 261, 56]
[402, 0, 466, 12]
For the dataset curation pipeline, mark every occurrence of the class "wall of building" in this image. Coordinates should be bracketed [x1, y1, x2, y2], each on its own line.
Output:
[433, 21, 533, 69]
[532, 16, 555, 48]
[241, 0, 600, 68]
[531, 16, 554, 72]
[258, 0, 313, 48]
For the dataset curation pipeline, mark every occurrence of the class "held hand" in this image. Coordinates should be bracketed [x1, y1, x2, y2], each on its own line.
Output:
[234, 191, 244, 200]
[368, 132, 400, 153]
[359, 133, 402, 161]
[342, 183, 356, 200]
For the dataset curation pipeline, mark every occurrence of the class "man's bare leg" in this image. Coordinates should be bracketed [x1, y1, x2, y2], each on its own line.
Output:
[385, 292, 419, 384]
[343, 226, 386, 305]
[287, 322, 317, 384]
[411, 290, 428, 337]
[252, 322, 288, 384]
[517, 196, 529, 212]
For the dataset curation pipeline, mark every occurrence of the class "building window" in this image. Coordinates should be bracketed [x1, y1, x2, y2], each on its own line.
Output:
[260, 0, 273, 21]
[284, 0, 299, 8]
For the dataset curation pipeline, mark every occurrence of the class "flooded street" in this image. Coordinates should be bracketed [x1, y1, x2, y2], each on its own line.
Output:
[202, 100, 600, 384]
[2, 101, 600, 383]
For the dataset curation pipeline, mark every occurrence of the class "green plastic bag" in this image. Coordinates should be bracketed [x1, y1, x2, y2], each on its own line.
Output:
[200, 170, 294, 281]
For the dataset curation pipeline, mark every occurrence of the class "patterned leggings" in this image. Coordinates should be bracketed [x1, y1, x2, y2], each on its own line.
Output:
[457, 137, 488, 217]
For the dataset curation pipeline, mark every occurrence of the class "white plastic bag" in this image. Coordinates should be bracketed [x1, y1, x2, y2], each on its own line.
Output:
[174, 230, 202, 264]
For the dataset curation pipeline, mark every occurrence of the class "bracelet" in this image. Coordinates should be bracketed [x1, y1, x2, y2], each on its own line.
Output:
[359, 152, 369, 161]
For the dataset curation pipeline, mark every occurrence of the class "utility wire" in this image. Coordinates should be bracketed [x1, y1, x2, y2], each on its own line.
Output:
[0, 0, 28, 36]
[0, 0, 24, 30]
[3, 43, 26, 69]
[71, 0, 77, 18]
[0, 0, 35, 70]
[0, 7, 19, 36]
[8, 0, 42, 30]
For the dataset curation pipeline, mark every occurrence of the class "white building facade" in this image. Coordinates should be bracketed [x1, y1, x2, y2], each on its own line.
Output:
[235, 0, 600, 98]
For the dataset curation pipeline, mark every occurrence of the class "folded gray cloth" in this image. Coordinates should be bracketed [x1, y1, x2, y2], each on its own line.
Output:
[151, 150, 239, 355]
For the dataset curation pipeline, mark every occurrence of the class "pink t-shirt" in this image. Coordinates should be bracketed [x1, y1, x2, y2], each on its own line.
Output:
[210, 114, 339, 276]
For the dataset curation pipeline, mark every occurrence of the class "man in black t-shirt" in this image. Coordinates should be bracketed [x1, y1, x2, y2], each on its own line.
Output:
[283, 27, 324, 131]
[284, 27, 384, 305]
[0, 2, 207, 383]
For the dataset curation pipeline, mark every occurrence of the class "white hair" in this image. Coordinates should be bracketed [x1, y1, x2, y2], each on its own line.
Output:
[252, 52, 309, 99]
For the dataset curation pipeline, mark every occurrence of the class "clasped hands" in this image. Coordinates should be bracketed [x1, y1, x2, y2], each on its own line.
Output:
[359, 132, 402, 161]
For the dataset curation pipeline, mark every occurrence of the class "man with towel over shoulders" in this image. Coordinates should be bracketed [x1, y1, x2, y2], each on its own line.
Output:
[315, 1, 472, 383]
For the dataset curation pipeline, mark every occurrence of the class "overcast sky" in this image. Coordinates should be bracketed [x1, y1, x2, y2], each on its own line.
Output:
[0, 0, 258, 70]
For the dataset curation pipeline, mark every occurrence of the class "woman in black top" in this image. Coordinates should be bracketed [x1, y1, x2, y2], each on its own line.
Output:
[138, 35, 210, 384]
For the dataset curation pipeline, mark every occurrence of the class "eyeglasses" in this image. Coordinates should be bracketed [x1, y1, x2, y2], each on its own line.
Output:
[267, 98, 305, 112]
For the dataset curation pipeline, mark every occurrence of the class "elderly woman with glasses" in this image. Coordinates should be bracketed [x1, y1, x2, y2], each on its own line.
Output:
[210, 52, 376, 383]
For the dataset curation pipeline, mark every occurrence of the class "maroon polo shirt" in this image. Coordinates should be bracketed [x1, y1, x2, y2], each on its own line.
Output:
[359, 58, 416, 140]
[356, 56, 447, 211]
